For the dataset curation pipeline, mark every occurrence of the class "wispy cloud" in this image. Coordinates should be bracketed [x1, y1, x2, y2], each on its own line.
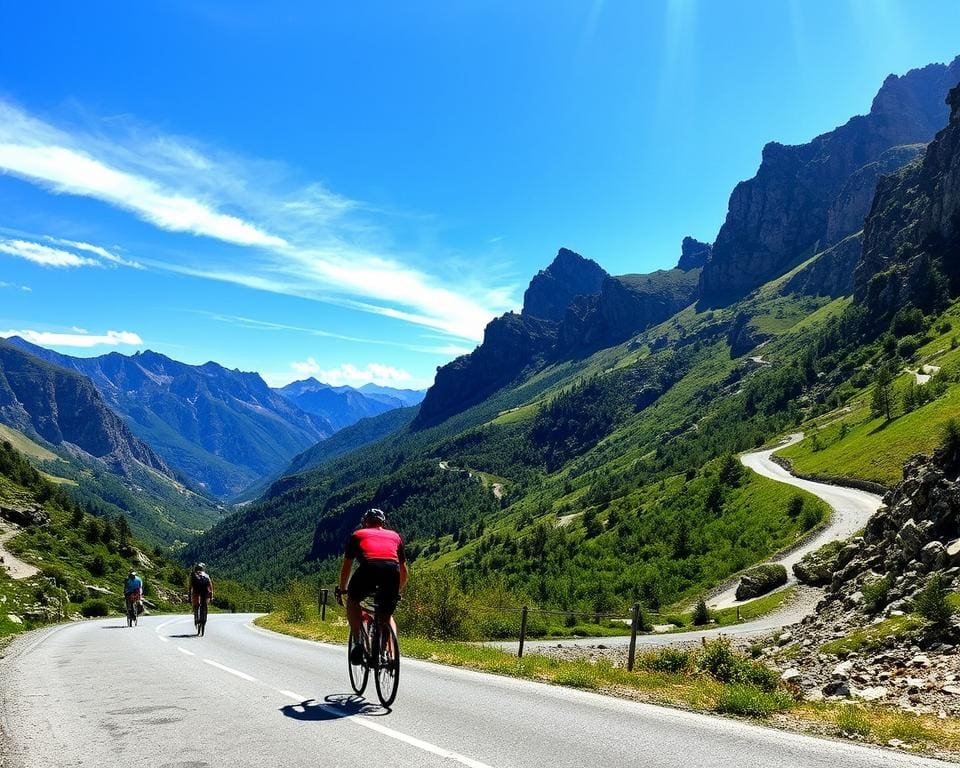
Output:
[189, 310, 472, 356]
[0, 99, 518, 341]
[0, 280, 31, 291]
[0, 238, 99, 268]
[44, 236, 143, 268]
[0, 328, 143, 348]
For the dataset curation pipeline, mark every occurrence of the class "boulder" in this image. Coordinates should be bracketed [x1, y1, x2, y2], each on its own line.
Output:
[735, 564, 788, 601]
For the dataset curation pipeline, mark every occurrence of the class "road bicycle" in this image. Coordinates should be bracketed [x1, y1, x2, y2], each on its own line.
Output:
[194, 600, 208, 636]
[125, 597, 138, 628]
[347, 600, 400, 707]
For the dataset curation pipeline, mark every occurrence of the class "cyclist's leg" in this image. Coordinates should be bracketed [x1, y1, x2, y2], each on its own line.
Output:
[373, 562, 401, 637]
[346, 564, 376, 636]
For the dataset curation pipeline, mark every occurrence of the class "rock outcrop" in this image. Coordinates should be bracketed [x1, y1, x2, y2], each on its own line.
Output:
[764, 447, 960, 712]
[736, 564, 788, 600]
[700, 57, 960, 307]
[559, 269, 701, 353]
[855, 83, 960, 319]
[412, 313, 558, 429]
[522, 248, 609, 322]
[781, 232, 863, 298]
[676, 237, 712, 271]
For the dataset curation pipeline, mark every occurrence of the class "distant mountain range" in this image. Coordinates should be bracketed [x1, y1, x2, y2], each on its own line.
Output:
[0, 338, 221, 543]
[4, 339, 338, 498]
[274, 378, 424, 431]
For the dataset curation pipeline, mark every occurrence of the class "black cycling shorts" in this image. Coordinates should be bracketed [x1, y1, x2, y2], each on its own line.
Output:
[348, 560, 401, 614]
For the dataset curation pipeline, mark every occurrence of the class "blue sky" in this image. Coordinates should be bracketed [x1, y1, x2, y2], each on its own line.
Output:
[0, 1, 958, 389]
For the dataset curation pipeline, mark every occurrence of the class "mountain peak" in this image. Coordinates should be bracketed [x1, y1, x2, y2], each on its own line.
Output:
[521, 248, 609, 322]
[676, 237, 712, 271]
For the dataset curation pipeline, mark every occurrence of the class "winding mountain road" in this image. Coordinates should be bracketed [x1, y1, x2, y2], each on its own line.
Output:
[513, 432, 883, 653]
[708, 432, 884, 609]
[1, 613, 948, 768]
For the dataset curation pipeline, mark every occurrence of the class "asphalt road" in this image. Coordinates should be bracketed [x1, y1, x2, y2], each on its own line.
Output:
[0, 613, 950, 768]
[709, 433, 883, 609]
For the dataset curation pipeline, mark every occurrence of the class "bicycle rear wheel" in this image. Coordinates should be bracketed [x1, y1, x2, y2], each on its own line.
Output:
[198, 602, 208, 636]
[347, 628, 369, 694]
[373, 623, 400, 707]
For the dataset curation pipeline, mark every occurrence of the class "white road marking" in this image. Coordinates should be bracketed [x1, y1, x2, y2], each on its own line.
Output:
[178, 647, 195, 656]
[327, 709, 495, 768]
[155, 616, 185, 643]
[203, 659, 256, 682]
[279, 689, 307, 701]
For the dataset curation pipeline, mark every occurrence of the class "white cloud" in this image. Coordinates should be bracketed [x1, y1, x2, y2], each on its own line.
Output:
[0, 328, 143, 348]
[288, 358, 417, 388]
[44, 236, 143, 269]
[0, 99, 518, 342]
[0, 238, 99, 268]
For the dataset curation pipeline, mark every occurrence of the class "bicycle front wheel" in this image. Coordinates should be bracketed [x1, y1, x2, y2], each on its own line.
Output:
[348, 628, 369, 695]
[374, 623, 400, 707]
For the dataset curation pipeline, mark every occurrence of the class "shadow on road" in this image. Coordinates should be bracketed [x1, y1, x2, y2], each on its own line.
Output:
[280, 693, 389, 722]
[100, 625, 131, 630]
[168, 633, 200, 638]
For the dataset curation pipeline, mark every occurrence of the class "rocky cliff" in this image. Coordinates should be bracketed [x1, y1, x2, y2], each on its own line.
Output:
[855, 84, 960, 319]
[0, 339, 171, 478]
[559, 269, 701, 353]
[521, 248, 609, 322]
[412, 312, 558, 428]
[676, 237, 712, 271]
[7, 339, 332, 497]
[781, 232, 863, 298]
[700, 57, 960, 307]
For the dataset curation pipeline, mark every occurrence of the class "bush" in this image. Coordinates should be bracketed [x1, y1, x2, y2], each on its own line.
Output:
[277, 580, 313, 623]
[88, 553, 107, 577]
[862, 575, 892, 613]
[697, 638, 780, 692]
[692, 598, 711, 626]
[715, 684, 792, 718]
[915, 573, 955, 629]
[639, 648, 693, 673]
[396, 569, 474, 640]
[80, 599, 110, 617]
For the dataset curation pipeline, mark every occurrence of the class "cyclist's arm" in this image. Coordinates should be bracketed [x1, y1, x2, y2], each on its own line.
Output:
[398, 539, 408, 590]
[399, 561, 408, 591]
[338, 557, 353, 593]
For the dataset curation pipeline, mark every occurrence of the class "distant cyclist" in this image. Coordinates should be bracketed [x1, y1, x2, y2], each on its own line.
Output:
[123, 570, 144, 614]
[188, 562, 214, 623]
[336, 508, 407, 664]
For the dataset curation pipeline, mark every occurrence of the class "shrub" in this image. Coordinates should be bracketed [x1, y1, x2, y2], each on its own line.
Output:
[639, 648, 693, 673]
[692, 598, 711, 626]
[698, 638, 780, 692]
[396, 569, 474, 640]
[715, 684, 792, 718]
[277, 579, 313, 623]
[862, 575, 892, 613]
[80, 599, 110, 617]
[87, 553, 107, 577]
[915, 573, 955, 629]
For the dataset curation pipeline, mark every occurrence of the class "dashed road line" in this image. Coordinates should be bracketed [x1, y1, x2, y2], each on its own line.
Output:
[178, 647, 195, 656]
[278, 689, 308, 701]
[203, 658, 256, 682]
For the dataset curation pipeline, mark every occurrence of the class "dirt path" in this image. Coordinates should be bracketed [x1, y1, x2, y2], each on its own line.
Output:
[0, 521, 39, 580]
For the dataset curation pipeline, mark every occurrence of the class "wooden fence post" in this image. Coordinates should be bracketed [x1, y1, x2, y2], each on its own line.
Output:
[627, 603, 640, 672]
[518, 606, 529, 658]
[320, 589, 328, 621]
